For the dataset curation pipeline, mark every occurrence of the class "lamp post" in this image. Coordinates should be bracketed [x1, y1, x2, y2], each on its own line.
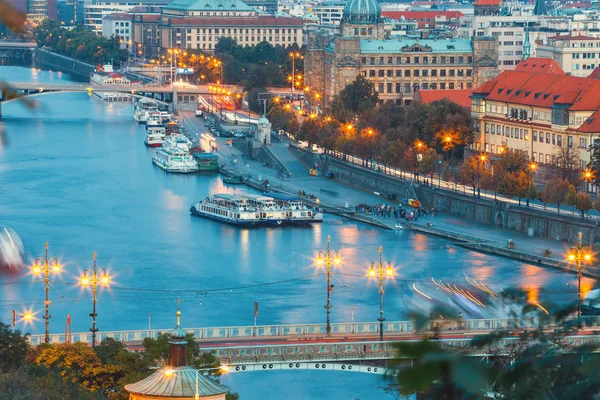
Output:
[165, 366, 230, 400]
[477, 154, 487, 199]
[315, 235, 341, 335]
[80, 252, 110, 347]
[31, 242, 62, 344]
[583, 169, 593, 193]
[367, 246, 394, 341]
[289, 52, 302, 104]
[567, 231, 593, 319]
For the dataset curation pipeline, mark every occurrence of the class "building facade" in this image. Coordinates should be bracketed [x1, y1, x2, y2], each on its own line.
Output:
[128, 0, 304, 55]
[304, 0, 497, 105]
[312, 0, 345, 26]
[471, 64, 600, 169]
[85, 0, 170, 34]
[537, 35, 600, 77]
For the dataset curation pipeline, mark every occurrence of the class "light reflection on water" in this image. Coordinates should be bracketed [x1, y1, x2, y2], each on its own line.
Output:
[0, 66, 592, 400]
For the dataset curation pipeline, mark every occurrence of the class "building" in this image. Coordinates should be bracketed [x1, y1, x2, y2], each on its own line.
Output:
[129, 0, 304, 56]
[414, 88, 474, 110]
[124, 306, 230, 400]
[312, 0, 345, 26]
[85, 0, 171, 34]
[26, 0, 48, 21]
[244, 0, 278, 15]
[536, 35, 600, 77]
[381, 11, 464, 30]
[471, 63, 600, 169]
[473, 0, 501, 17]
[102, 14, 133, 44]
[304, 0, 497, 105]
[57, 0, 75, 25]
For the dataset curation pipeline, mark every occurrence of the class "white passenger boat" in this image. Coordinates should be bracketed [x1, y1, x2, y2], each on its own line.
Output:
[165, 133, 193, 151]
[190, 194, 260, 226]
[190, 193, 323, 226]
[146, 111, 163, 127]
[151, 138, 198, 173]
[133, 98, 159, 124]
[144, 129, 165, 147]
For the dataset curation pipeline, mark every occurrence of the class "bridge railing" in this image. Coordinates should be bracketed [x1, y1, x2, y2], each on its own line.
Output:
[25, 317, 600, 346]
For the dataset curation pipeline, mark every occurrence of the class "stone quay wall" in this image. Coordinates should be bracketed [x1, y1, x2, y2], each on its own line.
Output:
[290, 145, 599, 246]
[33, 49, 94, 80]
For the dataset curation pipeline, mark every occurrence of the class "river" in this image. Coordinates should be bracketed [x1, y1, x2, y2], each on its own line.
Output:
[0, 66, 585, 399]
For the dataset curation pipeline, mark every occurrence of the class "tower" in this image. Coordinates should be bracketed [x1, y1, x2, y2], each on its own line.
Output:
[523, 23, 532, 61]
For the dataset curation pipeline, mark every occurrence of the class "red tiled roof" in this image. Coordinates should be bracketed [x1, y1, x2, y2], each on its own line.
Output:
[514, 58, 564, 75]
[381, 11, 464, 28]
[104, 13, 133, 20]
[578, 109, 600, 133]
[473, 0, 501, 5]
[588, 67, 600, 79]
[163, 15, 304, 27]
[417, 89, 473, 109]
[473, 70, 600, 111]
[548, 34, 600, 41]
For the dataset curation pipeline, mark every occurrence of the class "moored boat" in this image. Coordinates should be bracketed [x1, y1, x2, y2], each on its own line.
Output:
[223, 174, 244, 184]
[151, 135, 198, 173]
[190, 194, 260, 226]
[192, 152, 219, 172]
[144, 130, 165, 147]
[133, 98, 158, 124]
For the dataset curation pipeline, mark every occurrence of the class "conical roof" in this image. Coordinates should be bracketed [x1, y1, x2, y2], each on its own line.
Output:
[124, 366, 230, 398]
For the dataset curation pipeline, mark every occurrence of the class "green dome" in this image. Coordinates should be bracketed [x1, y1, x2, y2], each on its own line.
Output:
[342, 0, 381, 24]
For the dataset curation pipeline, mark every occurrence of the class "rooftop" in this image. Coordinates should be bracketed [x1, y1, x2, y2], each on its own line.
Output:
[473, 0, 501, 5]
[548, 34, 600, 41]
[360, 38, 472, 54]
[124, 366, 230, 397]
[162, 15, 304, 26]
[164, 0, 255, 12]
[416, 89, 474, 109]
[514, 58, 564, 75]
[381, 11, 464, 28]
[473, 70, 600, 112]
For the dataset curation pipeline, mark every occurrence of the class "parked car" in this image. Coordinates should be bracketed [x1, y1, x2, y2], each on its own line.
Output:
[222, 131, 234, 138]
[204, 120, 211, 127]
[195, 109, 203, 118]
[324, 171, 335, 179]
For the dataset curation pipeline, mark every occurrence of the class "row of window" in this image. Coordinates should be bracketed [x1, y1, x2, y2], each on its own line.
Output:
[485, 123, 582, 149]
[573, 63, 597, 70]
[365, 68, 472, 78]
[374, 81, 472, 94]
[572, 53, 598, 59]
[178, 27, 298, 34]
[360, 55, 473, 65]
[188, 35, 297, 43]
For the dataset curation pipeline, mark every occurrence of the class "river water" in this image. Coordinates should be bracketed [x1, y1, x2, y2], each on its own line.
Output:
[0, 67, 586, 399]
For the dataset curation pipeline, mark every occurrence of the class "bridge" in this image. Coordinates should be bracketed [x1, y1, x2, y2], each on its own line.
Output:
[0, 40, 37, 51]
[0, 82, 219, 115]
[26, 317, 600, 374]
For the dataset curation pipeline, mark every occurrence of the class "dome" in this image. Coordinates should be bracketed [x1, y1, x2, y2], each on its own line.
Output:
[342, 0, 381, 24]
[258, 115, 270, 128]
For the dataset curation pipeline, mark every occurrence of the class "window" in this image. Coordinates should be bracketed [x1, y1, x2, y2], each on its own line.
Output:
[449, 69, 455, 77]
[449, 82, 455, 90]
[423, 69, 428, 77]
[414, 57, 419, 64]
[369, 70, 375, 77]
[370, 57, 375, 65]
[538, 132, 543, 143]
[533, 130, 537, 141]
[431, 70, 437, 77]
[485, 123, 490, 133]
[405, 70, 410, 77]
[414, 70, 420, 77]
[552, 134, 556, 145]
[533, 152, 537, 162]
[546, 154, 551, 164]
[440, 83, 446, 89]
[546, 133, 550, 143]
[539, 153, 544, 163]
[440, 69, 446, 77]
[387, 70, 393, 77]
[361, 57, 367, 63]
[378, 83, 384, 92]
[387, 83, 392, 93]
[378, 70, 384, 77]
[396, 70, 402, 77]
[557, 135, 562, 147]
[491, 124, 495, 134]
[396, 83, 401, 93]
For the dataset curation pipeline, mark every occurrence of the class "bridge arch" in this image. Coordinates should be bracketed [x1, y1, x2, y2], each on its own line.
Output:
[227, 361, 399, 376]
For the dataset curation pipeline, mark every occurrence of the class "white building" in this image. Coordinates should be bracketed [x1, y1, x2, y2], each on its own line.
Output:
[85, 0, 169, 34]
[312, 0, 344, 25]
[101, 13, 132, 42]
[537, 35, 600, 77]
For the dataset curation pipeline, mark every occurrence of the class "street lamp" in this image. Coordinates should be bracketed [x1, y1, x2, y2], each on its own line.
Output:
[289, 52, 302, 103]
[80, 252, 110, 347]
[165, 366, 230, 400]
[31, 242, 62, 344]
[367, 246, 394, 341]
[583, 169, 593, 193]
[315, 235, 342, 335]
[567, 232, 593, 319]
[477, 154, 487, 198]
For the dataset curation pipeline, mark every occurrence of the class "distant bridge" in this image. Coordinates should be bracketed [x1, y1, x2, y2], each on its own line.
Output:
[0, 40, 37, 51]
[0, 82, 217, 114]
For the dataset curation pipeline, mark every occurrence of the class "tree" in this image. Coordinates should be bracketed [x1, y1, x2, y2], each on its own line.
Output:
[459, 156, 481, 197]
[247, 87, 267, 114]
[565, 184, 578, 210]
[94, 337, 125, 365]
[214, 37, 237, 56]
[0, 322, 29, 373]
[526, 182, 539, 207]
[480, 164, 506, 200]
[593, 196, 600, 212]
[553, 144, 581, 186]
[589, 141, 600, 186]
[336, 75, 379, 115]
[498, 171, 529, 205]
[380, 140, 405, 168]
[419, 148, 440, 184]
[540, 177, 571, 214]
[32, 342, 124, 393]
[499, 149, 529, 173]
[575, 192, 593, 219]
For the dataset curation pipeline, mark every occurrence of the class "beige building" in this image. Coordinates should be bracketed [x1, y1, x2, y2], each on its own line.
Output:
[471, 58, 600, 169]
[129, 0, 304, 55]
[537, 35, 600, 77]
[304, 0, 497, 105]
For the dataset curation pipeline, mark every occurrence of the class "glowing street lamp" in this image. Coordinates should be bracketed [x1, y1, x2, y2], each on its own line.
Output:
[367, 246, 394, 341]
[567, 232, 593, 319]
[315, 235, 342, 335]
[31, 242, 63, 344]
[80, 252, 110, 347]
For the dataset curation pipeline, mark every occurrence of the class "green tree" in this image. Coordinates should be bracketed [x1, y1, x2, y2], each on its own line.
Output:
[480, 164, 506, 200]
[419, 147, 440, 183]
[593, 196, 600, 212]
[94, 337, 125, 365]
[0, 322, 29, 373]
[526, 182, 539, 207]
[247, 87, 267, 113]
[459, 156, 482, 198]
[380, 140, 406, 168]
[336, 75, 379, 115]
[214, 37, 237, 56]
[499, 149, 529, 173]
[565, 184, 578, 210]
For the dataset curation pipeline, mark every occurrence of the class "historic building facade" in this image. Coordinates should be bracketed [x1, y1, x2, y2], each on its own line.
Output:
[471, 60, 600, 169]
[304, 0, 498, 105]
